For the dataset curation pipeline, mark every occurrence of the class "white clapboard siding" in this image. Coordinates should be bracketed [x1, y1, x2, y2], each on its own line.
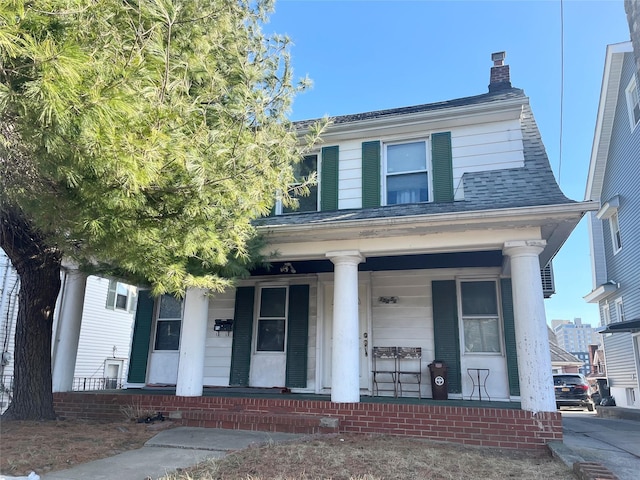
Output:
[203, 288, 235, 386]
[338, 140, 363, 209]
[332, 119, 524, 209]
[0, 257, 20, 382]
[73, 276, 135, 381]
[202, 282, 318, 389]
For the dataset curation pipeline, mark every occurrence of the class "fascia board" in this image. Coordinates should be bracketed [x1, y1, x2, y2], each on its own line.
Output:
[295, 98, 525, 142]
[585, 42, 632, 201]
[258, 202, 598, 240]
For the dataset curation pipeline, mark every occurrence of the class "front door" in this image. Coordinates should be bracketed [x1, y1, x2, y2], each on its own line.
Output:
[322, 283, 370, 392]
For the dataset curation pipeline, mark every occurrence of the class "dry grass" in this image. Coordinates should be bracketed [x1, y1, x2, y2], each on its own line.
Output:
[159, 434, 576, 480]
[0, 418, 161, 476]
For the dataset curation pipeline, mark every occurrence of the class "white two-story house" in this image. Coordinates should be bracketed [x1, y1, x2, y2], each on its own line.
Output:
[107, 52, 595, 415]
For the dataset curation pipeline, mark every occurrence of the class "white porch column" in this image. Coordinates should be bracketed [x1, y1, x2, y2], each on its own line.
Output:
[503, 240, 555, 413]
[52, 267, 88, 392]
[176, 288, 209, 397]
[326, 250, 364, 403]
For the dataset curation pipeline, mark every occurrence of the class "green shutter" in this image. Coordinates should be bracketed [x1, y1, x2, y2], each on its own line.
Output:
[229, 286, 255, 386]
[362, 141, 381, 208]
[501, 278, 520, 396]
[431, 132, 454, 202]
[432, 280, 461, 393]
[321, 146, 339, 211]
[285, 284, 310, 388]
[127, 290, 154, 384]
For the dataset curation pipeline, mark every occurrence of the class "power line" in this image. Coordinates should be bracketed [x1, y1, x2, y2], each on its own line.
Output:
[558, 0, 565, 185]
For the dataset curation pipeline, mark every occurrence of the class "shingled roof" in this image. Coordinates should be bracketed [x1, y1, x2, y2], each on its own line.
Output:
[257, 87, 574, 228]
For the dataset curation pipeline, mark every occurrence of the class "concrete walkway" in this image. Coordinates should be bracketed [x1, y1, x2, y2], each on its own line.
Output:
[555, 410, 640, 480]
[39, 427, 305, 480]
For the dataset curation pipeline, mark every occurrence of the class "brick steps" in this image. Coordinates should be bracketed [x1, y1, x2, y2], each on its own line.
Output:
[176, 410, 340, 434]
[573, 462, 618, 480]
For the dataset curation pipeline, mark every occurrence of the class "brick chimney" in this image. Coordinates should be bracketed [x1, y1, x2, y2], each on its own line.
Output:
[489, 51, 512, 92]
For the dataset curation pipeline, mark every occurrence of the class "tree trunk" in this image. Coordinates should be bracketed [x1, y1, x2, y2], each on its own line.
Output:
[1, 206, 61, 420]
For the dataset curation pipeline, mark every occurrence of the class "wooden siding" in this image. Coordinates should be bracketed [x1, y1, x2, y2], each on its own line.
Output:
[204, 288, 236, 386]
[74, 276, 135, 380]
[320, 119, 524, 209]
[1, 257, 135, 385]
[203, 282, 318, 390]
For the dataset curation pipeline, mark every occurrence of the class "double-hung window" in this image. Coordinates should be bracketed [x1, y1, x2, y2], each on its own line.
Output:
[384, 140, 429, 205]
[256, 287, 288, 352]
[281, 155, 318, 214]
[610, 211, 622, 253]
[460, 280, 501, 353]
[615, 298, 625, 324]
[625, 75, 640, 130]
[106, 279, 137, 312]
[154, 295, 183, 351]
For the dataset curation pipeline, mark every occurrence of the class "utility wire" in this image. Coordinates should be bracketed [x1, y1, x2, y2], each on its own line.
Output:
[558, 0, 565, 184]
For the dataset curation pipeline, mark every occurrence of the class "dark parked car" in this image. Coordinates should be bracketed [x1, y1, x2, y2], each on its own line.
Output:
[553, 373, 594, 411]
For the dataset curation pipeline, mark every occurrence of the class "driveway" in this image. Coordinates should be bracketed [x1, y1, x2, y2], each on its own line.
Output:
[561, 409, 640, 480]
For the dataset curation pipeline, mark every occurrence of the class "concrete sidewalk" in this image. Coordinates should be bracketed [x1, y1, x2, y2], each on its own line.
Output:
[38, 427, 305, 480]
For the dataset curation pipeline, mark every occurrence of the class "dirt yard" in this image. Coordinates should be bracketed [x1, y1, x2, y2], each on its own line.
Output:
[0, 417, 576, 480]
[0, 418, 166, 476]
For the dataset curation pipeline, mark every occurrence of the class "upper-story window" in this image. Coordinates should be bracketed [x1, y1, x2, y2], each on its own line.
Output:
[384, 140, 430, 205]
[281, 154, 318, 214]
[625, 75, 640, 130]
[614, 297, 625, 324]
[609, 211, 622, 254]
[106, 279, 137, 312]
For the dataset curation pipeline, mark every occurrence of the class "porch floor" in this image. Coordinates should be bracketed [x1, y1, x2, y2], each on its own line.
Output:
[110, 385, 521, 409]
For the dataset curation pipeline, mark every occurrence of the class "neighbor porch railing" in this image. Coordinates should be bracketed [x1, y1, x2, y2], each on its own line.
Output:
[1, 375, 124, 413]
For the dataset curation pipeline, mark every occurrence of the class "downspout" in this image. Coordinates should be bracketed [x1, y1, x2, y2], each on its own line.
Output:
[0, 259, 14, 376]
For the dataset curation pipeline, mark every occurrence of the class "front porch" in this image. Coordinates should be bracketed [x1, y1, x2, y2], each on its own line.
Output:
[53, 388, 562, 450]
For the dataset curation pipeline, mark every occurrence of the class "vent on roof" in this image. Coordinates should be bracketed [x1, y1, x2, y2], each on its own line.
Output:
[541, 262, 555, 298]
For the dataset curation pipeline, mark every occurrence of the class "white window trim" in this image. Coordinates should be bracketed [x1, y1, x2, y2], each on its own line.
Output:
[152, 294, 183, 352]
[609, 211, 622, 254]
[275, 153, 319, 215]
[625, 74, 640, 131]
[106, 279, 137, 313]
[382, 138, 432, 206]
[456, 277, 504, 355]
[254, 285, 289, 354]
[614, 297, 625, 324]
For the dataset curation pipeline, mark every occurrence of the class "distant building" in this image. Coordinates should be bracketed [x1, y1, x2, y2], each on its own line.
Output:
[551, 318, 600, 375]
[548, 327, 584, 374]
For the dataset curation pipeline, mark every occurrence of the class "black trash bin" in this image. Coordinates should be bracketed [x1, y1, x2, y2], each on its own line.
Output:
[429, 360, 448, 400]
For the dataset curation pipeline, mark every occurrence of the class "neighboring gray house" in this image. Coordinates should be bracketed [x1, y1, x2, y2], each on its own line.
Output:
[110, 53, 594, 415]
[585, 41, 640, 409]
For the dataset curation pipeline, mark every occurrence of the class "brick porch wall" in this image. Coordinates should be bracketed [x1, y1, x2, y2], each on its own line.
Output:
[53, 392, 562, 450]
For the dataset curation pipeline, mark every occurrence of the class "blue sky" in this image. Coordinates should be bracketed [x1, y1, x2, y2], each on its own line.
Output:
[265, 0, 630, 327]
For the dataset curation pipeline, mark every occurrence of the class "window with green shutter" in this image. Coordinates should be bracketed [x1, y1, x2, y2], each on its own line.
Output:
[500, 278, 520, 396]
[230, 287, 255, 386]
[321, 146, 339, 211]
[431, 132, 454, 202]
[127, 290, 154, 384]
[286, 285, 310, 388]
[432, 280, 462, 393]
[362, 141, 381, 208]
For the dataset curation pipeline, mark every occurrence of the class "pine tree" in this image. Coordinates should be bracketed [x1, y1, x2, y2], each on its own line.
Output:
[0, 0, 322, 420]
